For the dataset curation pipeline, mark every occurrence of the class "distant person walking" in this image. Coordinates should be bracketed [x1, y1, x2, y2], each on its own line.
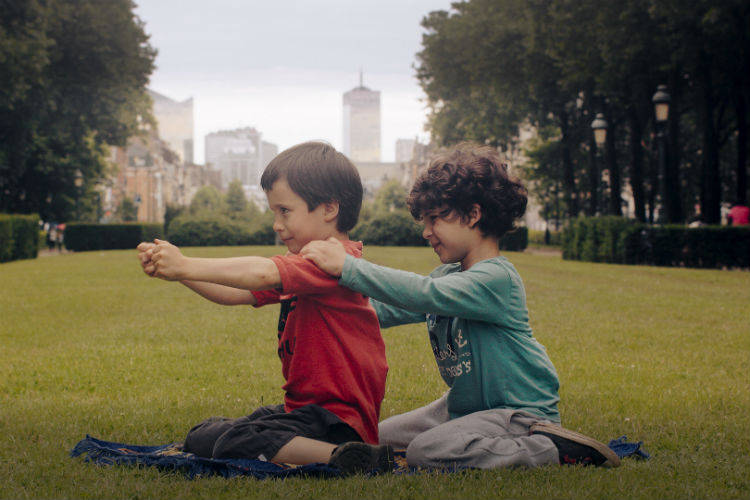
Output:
[55, 223, 65, 251]
[727, 205, 750, 226]
[46, 224, 57, 251]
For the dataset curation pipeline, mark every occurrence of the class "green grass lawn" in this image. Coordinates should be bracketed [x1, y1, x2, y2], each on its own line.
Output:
[1, 246, 749, 499]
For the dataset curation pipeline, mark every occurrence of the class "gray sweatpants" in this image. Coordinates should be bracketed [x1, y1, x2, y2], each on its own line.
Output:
[379, 393, 559, 469]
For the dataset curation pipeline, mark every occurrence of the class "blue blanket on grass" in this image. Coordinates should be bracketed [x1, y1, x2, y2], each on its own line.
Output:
[70, 435, 649, 479]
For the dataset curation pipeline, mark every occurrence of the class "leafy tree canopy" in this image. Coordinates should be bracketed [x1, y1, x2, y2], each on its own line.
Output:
[0, 0, 156, 221]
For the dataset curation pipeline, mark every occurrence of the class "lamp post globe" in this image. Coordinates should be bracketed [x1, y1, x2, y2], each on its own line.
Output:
[591, 113, 608, 147]
[652, 85, 671, 123]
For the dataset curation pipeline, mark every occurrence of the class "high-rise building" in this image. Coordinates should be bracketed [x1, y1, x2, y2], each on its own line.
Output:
[395, 138, 416, 163]
[343, 73, 381, 162]
[148, 89, 194, 164]
[204, 127, 277, 187]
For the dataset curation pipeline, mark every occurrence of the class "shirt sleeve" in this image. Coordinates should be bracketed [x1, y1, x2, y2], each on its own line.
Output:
[251, 288, 281, 307]
[340, 255, 512, 323]
[371, 298, 425, 328]
[271, 254, 342, 296]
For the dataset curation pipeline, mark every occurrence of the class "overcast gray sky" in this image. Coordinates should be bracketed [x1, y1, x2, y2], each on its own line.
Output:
[133, 0, 455, 163]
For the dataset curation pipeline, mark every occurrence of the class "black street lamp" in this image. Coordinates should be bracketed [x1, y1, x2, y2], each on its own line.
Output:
[652, 85, 670, 223]
[591, 113, 608, 147]
[74, 169, 84, 220]
[591, 113, 608, 215]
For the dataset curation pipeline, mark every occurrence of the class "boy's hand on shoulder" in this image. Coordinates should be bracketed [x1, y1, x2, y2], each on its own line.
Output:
[300, 237, 347, 277]
[150, 239, 189, 281]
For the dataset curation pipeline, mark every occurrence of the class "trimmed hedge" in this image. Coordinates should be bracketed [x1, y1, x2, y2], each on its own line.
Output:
[0, 214, 40, 262]
[500, 226, 528, 252]
[167, 215, 275, 246]
[65, 223, 165, 252]
[352, 211, 425, 246]
[351, 211, 528, 251]
[562, 216, 750, 269]
[528, 229, 562, 246]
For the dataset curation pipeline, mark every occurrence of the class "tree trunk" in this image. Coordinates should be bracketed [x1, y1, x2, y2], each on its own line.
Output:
[559, 109, 579, 218]
[665, 72, 683, 222]
[698, 59, 722, 224]
[606, 118, 622, 216]
[735, 91, 748, 205]
[627, 105, 646, 222]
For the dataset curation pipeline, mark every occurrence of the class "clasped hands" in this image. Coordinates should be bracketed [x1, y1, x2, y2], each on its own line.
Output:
[137, 239, 188, 281]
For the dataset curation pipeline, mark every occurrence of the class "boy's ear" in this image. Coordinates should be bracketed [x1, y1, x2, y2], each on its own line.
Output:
[468, 204, 482, 228]
[323, 200, 340, 223]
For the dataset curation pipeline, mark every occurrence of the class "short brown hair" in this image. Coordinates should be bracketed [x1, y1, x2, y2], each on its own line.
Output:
[261, 141, 363, 232]
[407, 142, 527, 239]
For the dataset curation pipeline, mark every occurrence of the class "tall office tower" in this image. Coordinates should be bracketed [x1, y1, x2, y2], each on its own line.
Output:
[148, 89, 194, 163]
[205, 127, 277, 187]
[343, 73, 381, 162]
[395, 138, 416, 163]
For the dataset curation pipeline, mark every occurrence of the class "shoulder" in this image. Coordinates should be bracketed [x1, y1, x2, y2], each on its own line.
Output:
[429, 263, 461, 278]
[466, 257, 520, 288]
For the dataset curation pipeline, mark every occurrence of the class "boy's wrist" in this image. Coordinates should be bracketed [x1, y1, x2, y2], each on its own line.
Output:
[179, 256, 198, 281]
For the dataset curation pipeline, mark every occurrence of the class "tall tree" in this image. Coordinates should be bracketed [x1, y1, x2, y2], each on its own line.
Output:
[0, 0, 155, 221]
[225, 180, 248, 216]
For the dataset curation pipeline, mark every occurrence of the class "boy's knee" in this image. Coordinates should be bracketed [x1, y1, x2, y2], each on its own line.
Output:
[377, 418, 399, 445]
[183, 417, 233, 458]
[405, 433, 436, 467]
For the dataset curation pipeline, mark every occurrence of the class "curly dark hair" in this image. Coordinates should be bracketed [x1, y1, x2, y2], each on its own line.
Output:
[407, 142, 527, 239]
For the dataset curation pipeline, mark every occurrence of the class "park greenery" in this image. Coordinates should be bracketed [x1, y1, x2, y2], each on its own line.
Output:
[1, 246, 748, 499]
[417, 0, 750, 225]
[0, 0, 155, 222]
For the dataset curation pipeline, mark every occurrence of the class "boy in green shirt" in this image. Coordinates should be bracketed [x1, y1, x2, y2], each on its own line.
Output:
[301, 142, 620, 469]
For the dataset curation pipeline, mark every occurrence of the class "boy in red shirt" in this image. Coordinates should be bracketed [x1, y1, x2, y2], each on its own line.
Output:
[137, 142, 392, 475]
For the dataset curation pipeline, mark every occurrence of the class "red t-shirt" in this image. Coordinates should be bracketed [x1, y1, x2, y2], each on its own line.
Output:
[252, 240, 387, 444]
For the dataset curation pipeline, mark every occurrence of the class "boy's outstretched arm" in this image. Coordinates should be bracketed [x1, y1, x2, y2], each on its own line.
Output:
[299, 237, 347, 276]
[144, 236, 281, 290]
[149, 239, 281, 290]
[137, 240, 260, 305]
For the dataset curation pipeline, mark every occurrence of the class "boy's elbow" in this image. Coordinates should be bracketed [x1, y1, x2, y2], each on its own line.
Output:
[256, 259, 281, 290]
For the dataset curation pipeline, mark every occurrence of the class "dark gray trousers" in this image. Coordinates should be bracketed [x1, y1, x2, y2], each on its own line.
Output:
[183, 404, 361, 461]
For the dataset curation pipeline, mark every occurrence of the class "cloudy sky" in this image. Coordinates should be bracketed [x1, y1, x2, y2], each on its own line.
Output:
[133, 0, 455, 163]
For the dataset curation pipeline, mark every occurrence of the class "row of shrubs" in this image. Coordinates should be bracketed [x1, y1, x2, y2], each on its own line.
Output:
[351, 211, 528, 251]
[167, 215, 275, 246]
[528, 229, 562, 246]
[0, 214, 40, 262]
[65, 223, 165, 251]
[59, 212, 529, 252]
[562, 216, 750, 268]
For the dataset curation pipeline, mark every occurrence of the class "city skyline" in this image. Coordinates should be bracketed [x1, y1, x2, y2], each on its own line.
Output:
[133, 0, 453, 163]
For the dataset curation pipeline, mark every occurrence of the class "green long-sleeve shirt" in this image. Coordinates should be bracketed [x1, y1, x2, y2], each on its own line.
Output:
[340, 255, 560, 422]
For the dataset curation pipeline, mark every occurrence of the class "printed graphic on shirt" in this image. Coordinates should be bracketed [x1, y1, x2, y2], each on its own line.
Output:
[277, 296, 297, 361]
[427, 313, 472, 385]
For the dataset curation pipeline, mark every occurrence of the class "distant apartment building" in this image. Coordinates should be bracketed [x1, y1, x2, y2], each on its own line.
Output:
[343, 75, 381, 163]
[205, 127, 278, 188]
[395, 138, 416, 163]
[103, 130, 220, 223]
[148, 89, 194, 164]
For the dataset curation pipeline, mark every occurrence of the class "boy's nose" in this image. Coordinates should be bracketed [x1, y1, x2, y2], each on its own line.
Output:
[422, 225, 432, 239]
